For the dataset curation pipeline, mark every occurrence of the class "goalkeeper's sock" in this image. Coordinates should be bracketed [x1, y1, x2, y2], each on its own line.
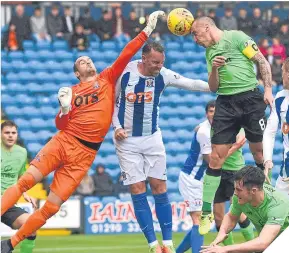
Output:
[132, 192, 157, 245]
[153, 192, 173, 246]
[20, 236, 36, 253]
[216, 226, 234, 246]
[239, 218, 255, 241]
[176, 229, 192, 253]
[202, 168, 222, 214]
[190, 225, 204, 253]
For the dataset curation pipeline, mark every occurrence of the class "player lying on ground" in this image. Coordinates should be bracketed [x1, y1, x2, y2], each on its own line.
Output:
[190, 16, 274, 235]
[112, 40, 210, 253]
[1, 121, 37, 253]
[177, 101, 254, 253]
[201, 165, 289, 253]
[263, 57, 289, 197]
[0, 10, 165, 253]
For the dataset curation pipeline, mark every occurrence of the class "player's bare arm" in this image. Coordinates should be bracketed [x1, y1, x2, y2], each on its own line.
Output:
[251, 52, 274, 107]
[208, 56, 226, 92]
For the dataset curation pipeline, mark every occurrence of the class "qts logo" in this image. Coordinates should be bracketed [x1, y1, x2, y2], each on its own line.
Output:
[126, 91, 153, 103]
[74, 93, 99, 107]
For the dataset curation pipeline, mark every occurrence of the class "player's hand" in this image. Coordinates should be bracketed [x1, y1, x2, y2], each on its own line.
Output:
[143, 10, 166, 36]
[23, 192, 37, 209]
[264, 160, 273, 184]
[212, 56, 226, 69]
[201, 245, 228, 253]
[282, 177, 289, 182]
[58, 87, 72, 115]
[264, 90, 274, 109]
[115, 128, 128, 141]
[210, 232, 228, 246]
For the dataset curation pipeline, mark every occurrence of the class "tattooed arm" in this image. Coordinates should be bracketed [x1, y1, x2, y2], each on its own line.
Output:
[251, 52, 274, 107]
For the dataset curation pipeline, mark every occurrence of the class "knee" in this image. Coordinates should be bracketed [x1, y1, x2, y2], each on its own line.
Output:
[213, 211, 224, 226]
[129, 182, 146, 195]
[150, 179, 167, 195]
[40, 201, 60, 220]
[210, 152, 224, 168]
[18, 173, 37, 192]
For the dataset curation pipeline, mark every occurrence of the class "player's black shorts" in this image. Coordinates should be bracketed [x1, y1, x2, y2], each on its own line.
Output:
[1, 205, 27, 228]
[214, 170, 236, 203]
[211, 88, 267, 144]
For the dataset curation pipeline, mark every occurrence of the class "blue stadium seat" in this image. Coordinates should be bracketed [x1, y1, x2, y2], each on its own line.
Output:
[183, 72, 201, 80]
[166, 180, 178, 192]
[1, 60, 11, 73]
[94, 61, 108, 72]
[102, 196, 117, 205]
[2, 94, 14, 105]
[29, 61, 48, 72]
[61, 61, 74, 73]
[53, 40, 68, 51]
[168, 167, 181, 182]
[182, 42, 196, 51]
[27, 142, 42, 157]
[5, 106, 23, 119]
[14, 118, 31, 130]
[8, 51, 24, 61]
[132, 50, 142, 61]
[37, 96, 53, 107]
[36, 41, 51, 51]
[41, 83, 60, 93]
[10, 60, 30, 72]
[1, 51, 8, 62]
[90, 51, 104, 61]
[19, 131, 39, 143]
[100, 142, 115, 153]
[54, 72, 68, 84]
[101, 41, 117, 51]
[105, 168, 119, 179]
[24, 50, 39, 61]
[40, 106, 58, 118]
[90, 41, 100, 50]
[15, 94, 34, 106]
[22, 106, 41, 118]
[67, 72, 79, 84]
[26, 82, 44, 93]
[23, 40, 35, 51]
[55, 51, 74, 61]
[44, 61, 63, 73]
[169, 193, 183, 202]
[18, 71, 35, 84]
[6, 72, 20, 83]
[166, 51, 182, 64]
[103, 50, 118, 61]
[7, 82, 27, 93]
[165, 42, 181, 51]
[38, 50, 55, 62]
[30, 118, 48, 131]
[35, 72, 55, 83]
[37, 130, 54, 144]
[119, 193, 132, 201]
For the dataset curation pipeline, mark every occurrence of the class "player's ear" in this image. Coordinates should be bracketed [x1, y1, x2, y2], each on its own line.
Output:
[75, 71, 80, 79]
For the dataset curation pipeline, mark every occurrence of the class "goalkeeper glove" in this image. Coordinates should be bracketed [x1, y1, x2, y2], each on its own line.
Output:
[58, 87, 72, 116]
[143, 10, 165, 37]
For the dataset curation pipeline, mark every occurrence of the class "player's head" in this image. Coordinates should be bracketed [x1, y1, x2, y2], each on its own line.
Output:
[1, 120, 18, 149]
[205, 100, 215, 124]
[74, 56, 97, 81]
[234, 165, 265, 205]
[141, 42, 165, 77]
[282, 57, 289, 89]
[190, 17, 218, 48]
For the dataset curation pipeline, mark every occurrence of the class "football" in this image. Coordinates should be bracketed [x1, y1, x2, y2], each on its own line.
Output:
[167, 8, 194, 36]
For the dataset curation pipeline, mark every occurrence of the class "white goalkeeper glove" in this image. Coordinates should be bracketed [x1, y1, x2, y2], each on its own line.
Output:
[58, 87, 72, 116]
[143, 10, 166, 37]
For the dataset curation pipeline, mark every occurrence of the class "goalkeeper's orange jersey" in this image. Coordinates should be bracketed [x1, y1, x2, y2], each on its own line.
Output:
[55, 31, 148, 143]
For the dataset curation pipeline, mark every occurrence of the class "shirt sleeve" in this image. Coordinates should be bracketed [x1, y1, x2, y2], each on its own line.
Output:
[266, 199, 288, 227]
[112, 76, 123, 130]
[55, 111, 70, 130]
[106, 31, 148, 83]
[196, 129, 212, 155]
[18, 149, 27, 177]
[263, 100, 279, 163]
[234, 31, 259, 59]
[229, 195, 242, 217]
[162, 68, 210, 92]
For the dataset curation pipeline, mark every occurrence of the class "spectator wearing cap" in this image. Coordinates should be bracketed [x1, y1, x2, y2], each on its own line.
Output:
[9, 4, 31, 40]
[96, 10, 114, 41]
[46, 5, 64, 39]
[70, 23, 88, 51]
[92, 164, 114, 197]
[220, 7, 237, 30]
[78, 7, 95, 35]
[30, 7, 51, 42]
[237, 8, 252, 35]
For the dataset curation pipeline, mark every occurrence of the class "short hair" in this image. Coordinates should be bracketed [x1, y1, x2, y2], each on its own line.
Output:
[205, 100, 215, 112]
[65, 6, 71, 10]
[51, 5, 59, 10]
[234, 165, 265, 190]
[284, 57, 289, 73]
[1, 120, 18, 131]
[34, 6, 41, 12]
[142, 42, 164, 55]
[96, 163, 105, 170]
[195, 16, 216, 27]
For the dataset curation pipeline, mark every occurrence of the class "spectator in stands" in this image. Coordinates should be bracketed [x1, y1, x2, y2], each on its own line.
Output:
[1, 23, 23, 51]
[96, 10, 114, 41]
[272, 37, 287, 61]
[196, 9, 205, 18]
[70, 23, 88, 51]
[114, 172, 130, 195]
[267, 47, 274, 65]
[268, 16, 281, 37]
[278, 24, 289, 55]
[123, 9, 143, 39]
[219, 7, 238, 30]
[30, 7, 51, 42]
[62, 6, 75, 40]
[75, 173, 95, 196]
[208, 9, 219, 27]
[258, 38, 269, 57]
[9, 4, 31, 41]
[154, 14, 170, 39]
[78, 7, 95, 35]
[92, 164, 114, 197]
[113, 7, 126, 39]
[46, 5, 64, 39]
[251, 8, 268, 36]
[237, 8, 252, 36]
[271, 55, 283, 85]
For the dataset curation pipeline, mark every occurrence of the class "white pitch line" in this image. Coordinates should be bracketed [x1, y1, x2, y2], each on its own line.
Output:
[14, 245, 147, 252]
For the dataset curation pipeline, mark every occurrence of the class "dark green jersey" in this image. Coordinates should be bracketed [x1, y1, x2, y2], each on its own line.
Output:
[1, 144, 27, 195]
[230, 184, 289, 234]
[206, 30, 259, 95]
